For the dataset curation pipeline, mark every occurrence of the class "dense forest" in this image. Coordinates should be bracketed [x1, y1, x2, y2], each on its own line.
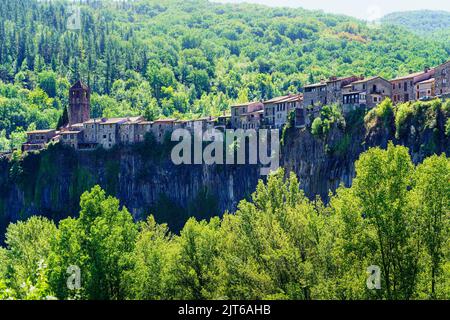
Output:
[380, 10, 450, 45]
[0, 143, 448, 300]
[1, 0, 449, 151]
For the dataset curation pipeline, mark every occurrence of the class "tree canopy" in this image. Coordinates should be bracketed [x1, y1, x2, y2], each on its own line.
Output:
[0, 0, 449, 150]
[0, 144, 448, 300]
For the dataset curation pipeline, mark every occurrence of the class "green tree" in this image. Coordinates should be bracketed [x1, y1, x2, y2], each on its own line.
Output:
[3, 216, 57, 296]
[0, 129, 11, 151]
[172, 217, 221, 299]
[38, 71, 57, 98]
[124, 216, 176, 300]
[49, 186, 138, 300]
[352, 143, 419, 299]
[411, 155, 450, 298]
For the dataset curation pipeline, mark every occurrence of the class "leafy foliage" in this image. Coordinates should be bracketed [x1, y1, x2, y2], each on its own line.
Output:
[311, 105, 344, 137]
[380, 10, 450, 48]
[1, 145, 448, 300]
[0, 0, 449, 150]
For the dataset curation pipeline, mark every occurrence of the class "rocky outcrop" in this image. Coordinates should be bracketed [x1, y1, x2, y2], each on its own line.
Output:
[0, 105, 448, 238]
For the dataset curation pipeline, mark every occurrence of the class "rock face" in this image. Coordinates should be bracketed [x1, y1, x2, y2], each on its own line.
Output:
[0, 107, 448, 238]
[0, 144, 261, 235]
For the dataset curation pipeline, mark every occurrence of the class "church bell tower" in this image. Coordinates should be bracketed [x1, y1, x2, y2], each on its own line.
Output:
[68, 80, 91, 125]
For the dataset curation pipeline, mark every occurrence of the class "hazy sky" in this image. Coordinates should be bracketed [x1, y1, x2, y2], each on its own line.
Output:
[216, 0, 450, 21]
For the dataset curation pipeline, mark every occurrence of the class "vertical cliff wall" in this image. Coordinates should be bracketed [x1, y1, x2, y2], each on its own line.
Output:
[0, 103, 448, 237]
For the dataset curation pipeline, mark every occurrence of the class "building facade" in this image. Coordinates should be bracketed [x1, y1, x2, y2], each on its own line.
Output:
[303, 81, 327, 108]
[230, 101, 264, 129]
[262, 95, 291, 128]
[22, 129, 57, 151]
[435, 61, 450, 96]
[326, 76, 361, 105]
[240, 110, 264, 130]
[342, 76, 392, 112]
[390, 68, 435, 104]
[274, 94, 303, 129]
[416, 78, 435, 100]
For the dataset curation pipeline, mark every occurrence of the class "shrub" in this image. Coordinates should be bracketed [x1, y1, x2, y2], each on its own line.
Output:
[311, 117, 323, 136]
[395, 102, 414, 138]
[375, 98, 394, 122]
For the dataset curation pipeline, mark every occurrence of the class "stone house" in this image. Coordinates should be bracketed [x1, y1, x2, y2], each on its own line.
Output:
[435, 60, 450, 96]
[60, 131, 83, 149]
[97, 118, 127, 149]
[262, 95, 291, 128]
[81, 116, 143, 149]
[274, 94, 303, 129]
[152, 119, 175, 142]
[390, 68, 435, 104]
[192, 117, 217, 131]
[216, 115, 231, 131]
[240, 110, 264, 130]
[342, 76, 392, 112]
[230, 101, 264, 129]
[303, 81, 327, 106]
[303, 81, 328, 118]
[22, 129, 57, 152]
[82, 119, 99, 147]
[135, 121, 154, 142]
[326, 76, 361, 105]
[174, 120, 188, 130]
[118, 116, 145, 145]
[416, 78, 435, 100]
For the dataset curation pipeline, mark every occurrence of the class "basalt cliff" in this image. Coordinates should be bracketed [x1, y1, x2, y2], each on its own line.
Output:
[1, 104, 449, 237]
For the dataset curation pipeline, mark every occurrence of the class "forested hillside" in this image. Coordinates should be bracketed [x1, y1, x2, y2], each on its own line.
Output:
[380, 10, 450, 38]
[0, 0, 449, 151]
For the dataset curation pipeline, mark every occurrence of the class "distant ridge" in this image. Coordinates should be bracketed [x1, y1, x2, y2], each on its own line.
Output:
[380, 10, 450, 37]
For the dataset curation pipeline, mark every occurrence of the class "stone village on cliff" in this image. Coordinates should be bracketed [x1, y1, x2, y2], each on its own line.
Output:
[21, 59, 450, 152]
